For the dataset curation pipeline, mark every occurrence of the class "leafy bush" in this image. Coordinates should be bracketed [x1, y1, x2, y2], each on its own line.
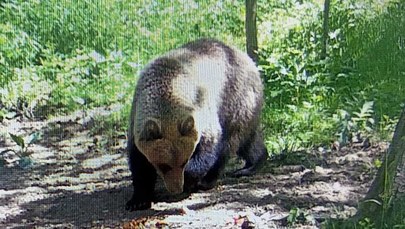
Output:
[0, 47, 137, 116]
[333, 101, 375, 145]
[0, 0, 245, 117]
[40, 49, 135, 113]
[258, 1, 335, 153]
[0, 23, 41, 86]
[0, 65, 53, 117]
[258, 0, 403, 153]
[0, 132, 40, 168]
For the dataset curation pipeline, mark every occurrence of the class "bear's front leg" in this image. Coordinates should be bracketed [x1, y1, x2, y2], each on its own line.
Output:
[126, 139, 156, 211]
[184, 135, 228, 192]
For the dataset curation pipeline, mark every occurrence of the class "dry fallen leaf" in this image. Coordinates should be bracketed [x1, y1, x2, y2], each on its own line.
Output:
[123, 217, 169, 229]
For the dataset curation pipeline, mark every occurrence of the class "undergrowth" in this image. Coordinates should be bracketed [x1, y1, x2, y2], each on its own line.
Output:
[0, 0, 244, 119]
[258, 0, 403, 154]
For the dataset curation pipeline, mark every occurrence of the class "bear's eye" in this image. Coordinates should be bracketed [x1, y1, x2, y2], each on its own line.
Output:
[158, 163, 172, 174]
[179, 116, 194, 136]
[140, 120, 162, 141]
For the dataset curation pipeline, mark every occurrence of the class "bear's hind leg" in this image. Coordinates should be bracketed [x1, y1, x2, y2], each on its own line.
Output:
[233, 130, 268, 177]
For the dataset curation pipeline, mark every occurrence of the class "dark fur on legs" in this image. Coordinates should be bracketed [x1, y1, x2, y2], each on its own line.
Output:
[126, 135, 156, 211]
[233, 130, 268, 177]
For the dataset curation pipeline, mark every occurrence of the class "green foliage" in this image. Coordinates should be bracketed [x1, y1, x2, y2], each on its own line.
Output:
[327, 0, 405, 117]
[259, 1, 335, 153]
[2, 0, 124, 54]
[0, 22, 41, 86]
[9, 133, 26, 151]
[1, 0, 245, 57]
[333, 101, 375, 145]
[258, 0, 403, 154]
[0, 66, 53, 117]
[89, 105, 130, 147]
[0, 0, 244, 117]
[4, 132, 40, 169]
[1, 0, 401, 156]
[0, 47, 136, 116]
[373, 158, 382, 169]
[353, 218, 375, 229]
[39, 49, 135, 113]
[263, 103, 336, 153]
[324, 215, 403, 229]
[287, 207, 315, 226]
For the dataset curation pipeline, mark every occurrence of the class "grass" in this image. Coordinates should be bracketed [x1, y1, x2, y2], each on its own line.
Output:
[0, 0, 245, 118]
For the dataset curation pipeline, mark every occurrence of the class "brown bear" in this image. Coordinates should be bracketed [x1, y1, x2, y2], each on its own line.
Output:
[126, 39, 267, 211]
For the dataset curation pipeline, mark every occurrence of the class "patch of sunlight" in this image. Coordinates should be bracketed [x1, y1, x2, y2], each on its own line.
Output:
[310, 205, 357, 219]
[61, 147, 87, 155]
[78, 173, 100, 180]
[29, 145, 56, 160]
[81, 154, 121, 169]
[249, 188, 273, 198]
[47, 183, 87, 192]
[43, 162, 128, 187]
[0, 206, 23, 222]
[0, 186, 48, 222]
[59, 134, 92, 148]
[295, 181, 354, 203]
[44, 175, 81, 185]
[0, 186, 44, 197]
[47, 180, 129, 193]
[165, 208, 236, 228]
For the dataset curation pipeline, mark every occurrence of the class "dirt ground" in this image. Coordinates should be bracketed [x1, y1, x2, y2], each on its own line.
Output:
[0, 106, 387, 228]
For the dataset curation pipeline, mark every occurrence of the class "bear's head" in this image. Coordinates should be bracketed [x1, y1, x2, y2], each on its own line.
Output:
[135, 116, 198, 193]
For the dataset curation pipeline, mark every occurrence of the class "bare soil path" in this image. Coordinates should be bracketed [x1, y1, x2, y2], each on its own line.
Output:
[0, 106, 387, 228]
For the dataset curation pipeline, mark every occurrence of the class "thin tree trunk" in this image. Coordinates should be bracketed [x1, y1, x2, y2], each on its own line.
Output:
[321, 0, 331, 60]
[356, 106, 405, 227]
[245, 0, 258, 64]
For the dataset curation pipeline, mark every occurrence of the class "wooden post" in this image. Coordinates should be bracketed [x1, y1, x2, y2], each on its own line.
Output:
[245, 0, 258, 64]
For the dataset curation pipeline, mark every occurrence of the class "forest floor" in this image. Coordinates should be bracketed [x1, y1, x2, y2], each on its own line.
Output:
[0, 105, 387, 228]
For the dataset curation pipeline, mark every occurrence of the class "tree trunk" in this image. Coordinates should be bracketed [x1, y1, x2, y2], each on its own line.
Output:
[321, 0, 331, 60]
[356, 107, 405, 227]
[245, 0, 258, 64]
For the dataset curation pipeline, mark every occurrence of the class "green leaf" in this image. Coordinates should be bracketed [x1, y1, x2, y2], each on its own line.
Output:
[365, 126, 373, 133]
[9, 133, 25, 149]
[27, 132, 40, 145]
[72, 96, 85, 105]
[286, 105, 298, 112]
[374, 159, 382, 168]
[5, 111, 17, 119]
[363, 198, 382, 206]
[270, 90, 283, 98]
[302, 101, 313, 108]
[360, 101, 374, 115]
[280, 67, 289, 75]
[287, 207, 299, 225]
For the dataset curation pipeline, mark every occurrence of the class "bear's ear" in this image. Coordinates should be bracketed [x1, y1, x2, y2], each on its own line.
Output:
[140, 120, 162, 141]
[179, 116, 194, 136]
